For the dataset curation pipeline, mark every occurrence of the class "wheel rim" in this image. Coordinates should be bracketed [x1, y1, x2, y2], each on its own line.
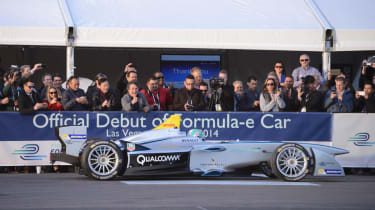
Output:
[88, 145, 119, 176]
[276, 147, 308, 178]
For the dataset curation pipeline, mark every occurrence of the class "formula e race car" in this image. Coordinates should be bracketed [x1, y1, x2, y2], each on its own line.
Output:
[51, 115, 348, 181]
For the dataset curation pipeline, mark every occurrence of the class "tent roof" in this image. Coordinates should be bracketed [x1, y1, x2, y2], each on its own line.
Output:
[0, 0, 68, 46]
[67, 0, 325, 51]
[315, 0, 375, 51]
[1, 0, 375, 51]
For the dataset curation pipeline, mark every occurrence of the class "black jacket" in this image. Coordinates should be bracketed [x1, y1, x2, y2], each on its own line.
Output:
[173, 88, 205, 111]
[91, 89, 121, 111]
[18, 90, 42, 115]
[354, 94, 375, 113]
[282, 88, 299, 112]
[209, 84, 234, 111]
[299, 90, 324, 112]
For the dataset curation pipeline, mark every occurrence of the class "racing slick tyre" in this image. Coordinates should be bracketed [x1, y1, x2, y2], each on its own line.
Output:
[80, 140, 125, 180]
[270, 143, 311, 181]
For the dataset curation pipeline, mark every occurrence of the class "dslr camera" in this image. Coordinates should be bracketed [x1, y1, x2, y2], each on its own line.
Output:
[209, 76, 224, 90]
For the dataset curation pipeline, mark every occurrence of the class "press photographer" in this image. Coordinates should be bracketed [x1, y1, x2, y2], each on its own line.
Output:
[359, 56, 375, 90]
[297, 75, 324, 112]
[208, 70, 234, 111]
[172, 75, 205, 111]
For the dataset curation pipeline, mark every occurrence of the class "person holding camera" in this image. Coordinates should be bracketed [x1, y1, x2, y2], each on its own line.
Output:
[91, 78, 120, 111]
[42, 86, 63, 111]
[122, 82, 150, 112]
[141, 76, 173, 111]
[359, 57, 375, 90]
[173, 75, 205, 111]
[260, 78, 285, 112]
[354, 82, 375, 113]
[324, 77, 353, 113]
[2, 67, 23, 111]
[208, 70, 234, 111]
[62, 76, 89, 111]
[18, 78, 47, 115]
[297, 76, 324, 112]
[116, 63, 137, 95]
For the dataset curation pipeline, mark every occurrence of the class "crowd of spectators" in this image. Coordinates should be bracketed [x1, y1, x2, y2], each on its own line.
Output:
[1, 54, 375, 114]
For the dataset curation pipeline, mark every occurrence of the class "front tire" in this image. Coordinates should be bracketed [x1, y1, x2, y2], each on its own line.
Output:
[270, 143, 310, 181]
[81, 140, 125, 180]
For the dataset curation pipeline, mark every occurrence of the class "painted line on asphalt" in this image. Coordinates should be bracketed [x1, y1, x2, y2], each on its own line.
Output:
[121, 180, 320, 186]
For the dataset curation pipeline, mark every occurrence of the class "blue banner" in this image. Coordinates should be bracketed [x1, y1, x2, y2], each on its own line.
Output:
[0, 111, 332, 142]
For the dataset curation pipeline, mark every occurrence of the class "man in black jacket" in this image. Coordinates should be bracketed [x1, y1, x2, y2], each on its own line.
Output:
[297, 75, 324, 112]
[354, 82, 375, 113]
[282, 76, 299, 112]
[18, 78, 47, 115]
[209, 70, 234, 111]
[173, 75, 205, 111]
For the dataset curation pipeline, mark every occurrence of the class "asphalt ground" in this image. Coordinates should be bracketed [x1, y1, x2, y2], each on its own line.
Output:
[0, 173, 375, 210]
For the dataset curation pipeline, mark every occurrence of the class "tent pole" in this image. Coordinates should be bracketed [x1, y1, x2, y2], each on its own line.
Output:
[66, 43, 74, 79]
[322, 50, 330, 81]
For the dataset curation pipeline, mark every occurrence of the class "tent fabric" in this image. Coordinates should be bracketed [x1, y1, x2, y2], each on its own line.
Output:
[67, 0, 325, 51]
[0, 0, 375, 51]
[314, 0, 375, 51]
[0, 0, 68, 46]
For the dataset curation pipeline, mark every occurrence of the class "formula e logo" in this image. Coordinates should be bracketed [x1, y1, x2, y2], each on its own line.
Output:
[348, 132, 375, 147]
[136, 154, 181, 166]
[12, 144, 47, 160]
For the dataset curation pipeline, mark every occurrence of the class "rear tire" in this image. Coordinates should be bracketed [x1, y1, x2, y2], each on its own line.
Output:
[270, 143, 310, 181]
[80, 140, 125, 180]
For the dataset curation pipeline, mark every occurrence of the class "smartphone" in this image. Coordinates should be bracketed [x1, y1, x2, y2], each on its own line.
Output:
[357, 91, 365, 96]
[330, 69, 341, 76]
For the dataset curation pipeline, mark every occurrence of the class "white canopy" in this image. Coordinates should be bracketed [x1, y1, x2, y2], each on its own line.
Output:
[0, 0, 69, 46]
[0, 0, 375, 52]
[315, 0, 375, 51]
[67, 0, 325, 51]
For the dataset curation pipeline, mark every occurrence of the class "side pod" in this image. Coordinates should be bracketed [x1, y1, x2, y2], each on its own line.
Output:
[311, 147, 345, 177]
[50, 126, 87, 165]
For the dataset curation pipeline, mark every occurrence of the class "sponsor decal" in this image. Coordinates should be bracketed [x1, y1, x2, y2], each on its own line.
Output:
[324, 169, 342, 175]
[181, 138, 199, 143]
[200, 157, 225, 167]
[318, 169, 342, 175]
[12, 144, 47, 160]
[69, 134, 86, 140]
[62, 133, 86, 144]
[136, 154, 181, 166]
[348, 132, 375, 147]
[127, 143, 136, 152]
[318, 169, 326, 175]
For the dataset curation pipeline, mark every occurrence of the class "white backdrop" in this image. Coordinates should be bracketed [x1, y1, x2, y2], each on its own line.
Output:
[0, 141, 68, 166]
[332, 114, 375, 168]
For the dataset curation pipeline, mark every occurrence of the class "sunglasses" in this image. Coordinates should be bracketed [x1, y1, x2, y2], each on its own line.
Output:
[49, 92, 57, 94]
[275, 66, 283, 68]
[201, 90, 207, 93]
[28, 86, 35, 89]
[266, 83, 274, 86]
[300, 59, 309, 62]
[156, 76, 164, 79]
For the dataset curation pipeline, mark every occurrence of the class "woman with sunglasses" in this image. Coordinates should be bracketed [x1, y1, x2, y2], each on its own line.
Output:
[260, 78, 285, 112]
[43, 86, 63, 111]
[271, 61, 286, 87]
